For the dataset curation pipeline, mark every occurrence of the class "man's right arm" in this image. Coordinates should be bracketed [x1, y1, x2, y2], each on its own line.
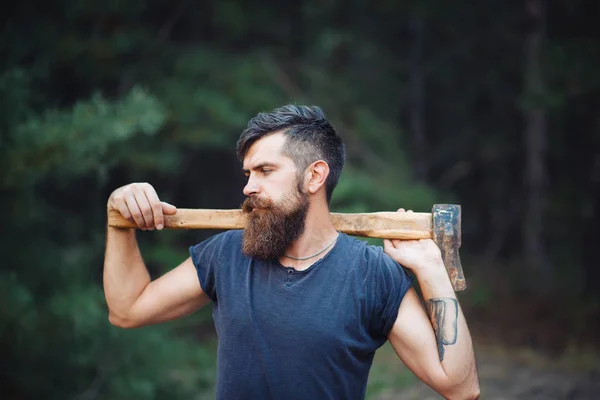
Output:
[103, 183, 210, 328]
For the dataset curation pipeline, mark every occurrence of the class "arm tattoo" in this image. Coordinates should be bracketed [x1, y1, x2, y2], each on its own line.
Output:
[426, 297, 458, 362]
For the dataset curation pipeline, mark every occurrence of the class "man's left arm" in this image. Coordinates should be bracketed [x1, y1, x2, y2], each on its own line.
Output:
[383, 210, 480, 399]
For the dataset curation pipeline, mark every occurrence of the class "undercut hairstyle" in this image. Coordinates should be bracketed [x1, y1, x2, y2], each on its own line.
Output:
[236, 105, 346, 204]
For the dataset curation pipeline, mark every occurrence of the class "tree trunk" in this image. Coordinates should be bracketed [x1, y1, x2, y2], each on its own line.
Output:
[409, 16, 427, 180]
[523, 0, 549, 278]
[583, 153, 600, 297]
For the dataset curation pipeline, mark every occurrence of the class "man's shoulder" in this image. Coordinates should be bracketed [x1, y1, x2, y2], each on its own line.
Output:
[189, 229, 244, 261]
[337, 234, 400, 275]
[194, 229, 243, 246]
[339, 234, 393, 262]
[217, 229, 243, 244]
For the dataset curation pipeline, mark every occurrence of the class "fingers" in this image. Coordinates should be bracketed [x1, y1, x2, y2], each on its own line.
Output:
[122, 193, 145, 228]
[108, 183, 171, 230]
[161, 201, 177, 215]
[142, 184, 165, 230]
[133, 190, 154, 229]
[396, 208, 414, 213]
[116, 201, 133, 223]
[384, 238, 403, 250]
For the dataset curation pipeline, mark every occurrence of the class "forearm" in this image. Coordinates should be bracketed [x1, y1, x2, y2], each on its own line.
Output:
[103, 226, 151, 323]
[415, 263, 478, 390]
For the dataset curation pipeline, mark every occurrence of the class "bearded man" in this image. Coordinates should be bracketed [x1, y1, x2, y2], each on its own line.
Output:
[104, 105, 480, 399]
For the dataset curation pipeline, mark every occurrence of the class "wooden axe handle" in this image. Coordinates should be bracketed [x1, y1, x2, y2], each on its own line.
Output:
[107, 208, 466, 291]
[107, 209, 433, 239]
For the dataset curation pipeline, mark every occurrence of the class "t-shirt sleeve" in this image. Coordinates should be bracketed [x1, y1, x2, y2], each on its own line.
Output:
[188, 232, 228, 302]
[370, 248, 414, 338]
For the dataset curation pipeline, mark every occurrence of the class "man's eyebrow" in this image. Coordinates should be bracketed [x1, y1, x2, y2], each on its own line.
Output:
[242, 162, 278, 174]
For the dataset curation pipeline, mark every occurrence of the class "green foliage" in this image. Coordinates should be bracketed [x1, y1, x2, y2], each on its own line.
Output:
[0, 234, 215, 399]
[2, 87, 166, 187]
[332, 166, 440, 213]
[0, 31, 207, 396]
[155, 50, 287, 148]
[1, 275, 214, 399]
[0, 68, 33, 128]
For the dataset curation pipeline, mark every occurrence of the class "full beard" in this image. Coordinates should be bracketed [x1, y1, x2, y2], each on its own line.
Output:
[241, 185, 309, 260]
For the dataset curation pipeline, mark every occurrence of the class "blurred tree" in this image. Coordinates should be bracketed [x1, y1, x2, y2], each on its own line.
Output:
[522, 0, 548, 279]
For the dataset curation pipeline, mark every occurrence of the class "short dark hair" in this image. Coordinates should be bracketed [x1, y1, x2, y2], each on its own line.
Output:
[236, 105, 345, 203]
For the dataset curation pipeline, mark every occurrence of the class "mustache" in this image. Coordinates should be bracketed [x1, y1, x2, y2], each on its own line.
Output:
[242, 196, 273, 213]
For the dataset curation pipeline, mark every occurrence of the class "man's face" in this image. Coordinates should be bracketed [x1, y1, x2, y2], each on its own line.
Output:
[241, 133, 309, 260]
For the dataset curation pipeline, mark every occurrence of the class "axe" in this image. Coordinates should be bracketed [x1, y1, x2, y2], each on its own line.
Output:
[108, 204, 467, 291]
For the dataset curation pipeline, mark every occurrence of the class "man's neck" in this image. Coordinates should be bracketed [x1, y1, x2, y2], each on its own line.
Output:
[279, 205, 339, 271]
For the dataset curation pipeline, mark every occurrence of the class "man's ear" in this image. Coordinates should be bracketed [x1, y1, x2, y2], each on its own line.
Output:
[306, 160, 330, 195]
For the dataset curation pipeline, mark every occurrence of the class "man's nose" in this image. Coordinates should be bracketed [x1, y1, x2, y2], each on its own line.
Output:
[243, 176, 259, 197]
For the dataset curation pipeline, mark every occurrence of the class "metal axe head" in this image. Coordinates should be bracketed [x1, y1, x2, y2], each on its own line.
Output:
[432, 204, 467, 291]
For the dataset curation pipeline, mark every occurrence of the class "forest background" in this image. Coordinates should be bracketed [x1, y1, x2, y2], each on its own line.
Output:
[2, 0, 599, 398]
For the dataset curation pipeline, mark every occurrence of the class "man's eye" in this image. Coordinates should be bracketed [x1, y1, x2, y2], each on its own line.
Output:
[261, 169, 272, 175]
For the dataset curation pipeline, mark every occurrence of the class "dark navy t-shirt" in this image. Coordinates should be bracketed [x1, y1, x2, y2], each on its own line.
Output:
[189, 230, 413, 400]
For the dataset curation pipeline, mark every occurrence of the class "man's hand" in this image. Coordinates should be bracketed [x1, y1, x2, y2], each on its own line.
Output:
[107, 183, 177, 230]
[383, 208, 445, 274]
